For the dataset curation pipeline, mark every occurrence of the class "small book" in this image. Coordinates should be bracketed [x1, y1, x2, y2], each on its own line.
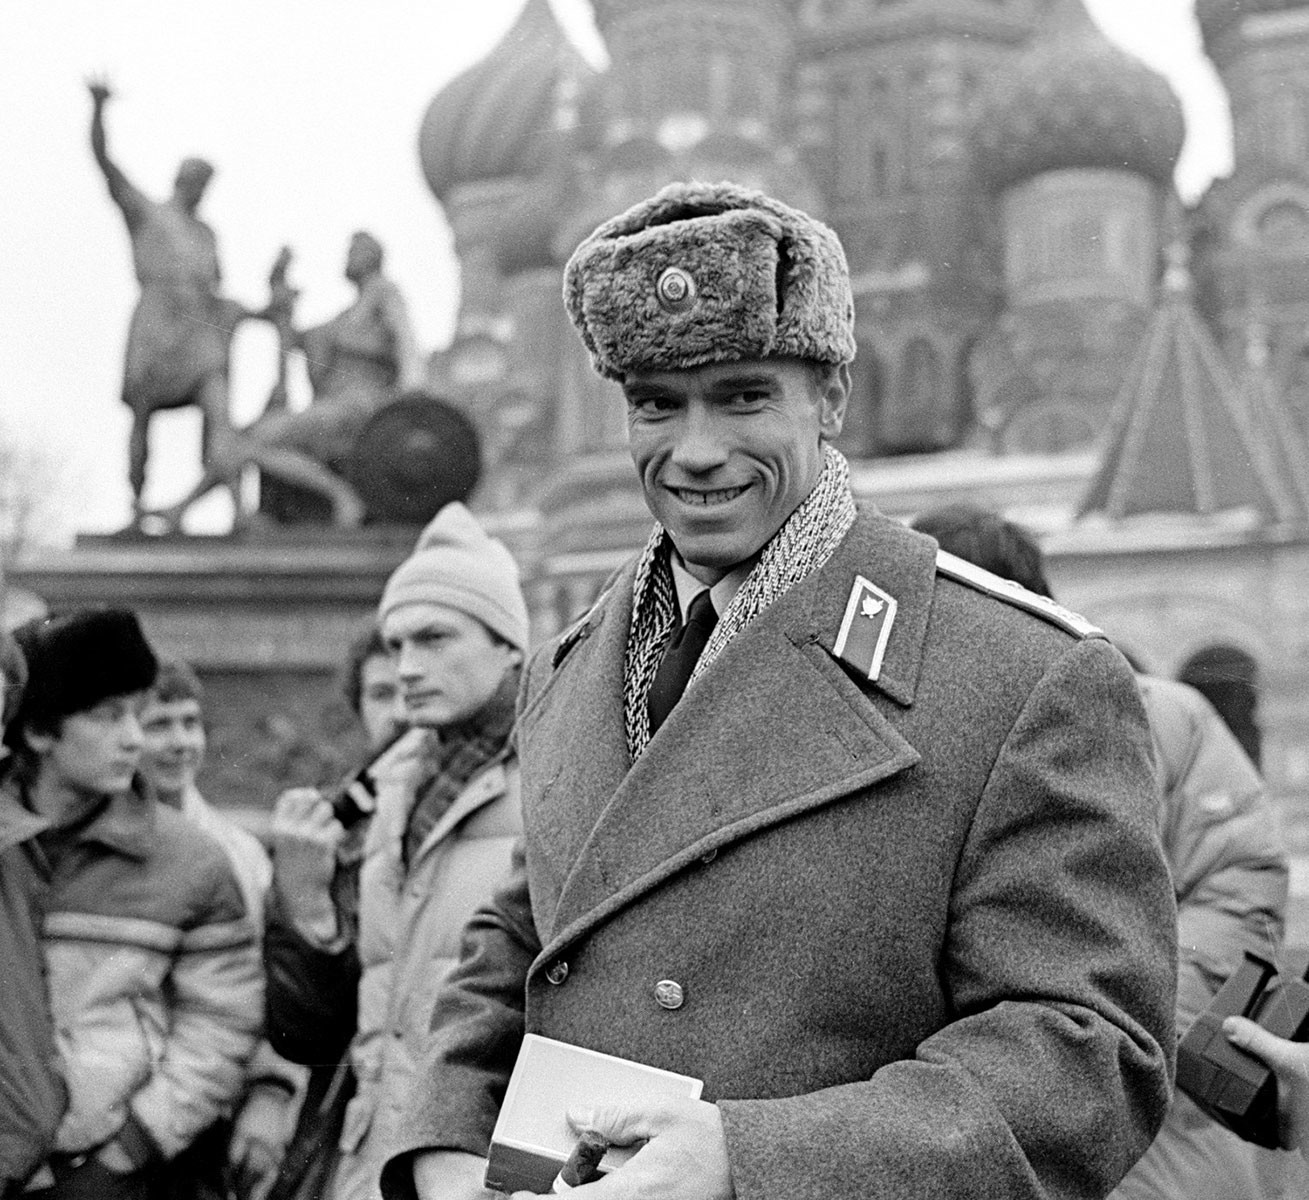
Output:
[484, 1034, 704, 1195]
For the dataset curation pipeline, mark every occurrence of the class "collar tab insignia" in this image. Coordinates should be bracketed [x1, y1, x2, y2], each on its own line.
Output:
[833, 574, 898, 682]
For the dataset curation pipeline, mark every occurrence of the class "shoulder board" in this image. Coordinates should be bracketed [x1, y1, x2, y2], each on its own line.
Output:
[934, 549, 1103, 640]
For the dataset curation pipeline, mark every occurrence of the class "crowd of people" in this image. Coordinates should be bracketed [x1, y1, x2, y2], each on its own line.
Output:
[4, 181, 1309, 1200]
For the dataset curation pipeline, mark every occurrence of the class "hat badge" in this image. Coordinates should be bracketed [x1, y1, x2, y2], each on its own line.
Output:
[656, 266, 697, 314]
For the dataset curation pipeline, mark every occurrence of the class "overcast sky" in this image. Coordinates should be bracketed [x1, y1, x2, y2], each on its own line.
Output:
[0, 0, 1230, 538]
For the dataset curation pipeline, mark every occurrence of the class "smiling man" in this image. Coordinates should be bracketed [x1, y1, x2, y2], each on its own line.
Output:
[137, 660, 306, 1200]
[267, 504, 526, 1200]
[385, 182, 1178, 1200]
[0, 609, 260, 1200]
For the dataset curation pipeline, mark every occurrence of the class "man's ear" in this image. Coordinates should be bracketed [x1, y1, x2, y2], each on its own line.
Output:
[817, 362, 851, 441]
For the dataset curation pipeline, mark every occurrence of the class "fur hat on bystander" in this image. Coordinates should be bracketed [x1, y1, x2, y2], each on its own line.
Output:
[5, 609, 158, 746]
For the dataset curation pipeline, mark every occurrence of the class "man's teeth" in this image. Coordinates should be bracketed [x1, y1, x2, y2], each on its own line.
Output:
[674, 486, 746, 506]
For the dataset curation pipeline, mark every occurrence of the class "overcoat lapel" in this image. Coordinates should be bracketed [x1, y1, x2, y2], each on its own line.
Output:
[520, 564, 637, 904]
[531, 513, 940, 955]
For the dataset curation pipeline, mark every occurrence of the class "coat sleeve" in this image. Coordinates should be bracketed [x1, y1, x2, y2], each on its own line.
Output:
[127, 852, 263, 1161]
[0, 844, 65, 1184]
[263, 882, 361, 1066]
[718, 637, 1178, 1200]
[378, 837, 540, 1200]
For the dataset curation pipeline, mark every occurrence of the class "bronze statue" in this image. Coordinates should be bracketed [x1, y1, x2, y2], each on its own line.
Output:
[87, 78, 250, 526]
[145, 231, 424, 531]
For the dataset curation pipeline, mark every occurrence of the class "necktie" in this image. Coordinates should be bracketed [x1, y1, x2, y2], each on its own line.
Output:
[647, 588, 718, 735]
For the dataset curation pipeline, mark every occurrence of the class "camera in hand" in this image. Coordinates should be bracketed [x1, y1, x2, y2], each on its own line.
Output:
[1175, 950, 1309, 1148]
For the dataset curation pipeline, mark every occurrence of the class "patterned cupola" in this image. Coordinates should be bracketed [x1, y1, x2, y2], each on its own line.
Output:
[972, 0, 1185, 194]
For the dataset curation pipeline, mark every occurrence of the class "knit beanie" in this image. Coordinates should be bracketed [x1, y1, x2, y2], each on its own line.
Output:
[5, 608, 158, 748]
[378, 503, 529, 653]
[564, 180, 857, 381]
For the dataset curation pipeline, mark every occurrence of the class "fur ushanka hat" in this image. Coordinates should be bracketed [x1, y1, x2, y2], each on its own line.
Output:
[5, 609, 158, 746]
[563, 180, 857, 381]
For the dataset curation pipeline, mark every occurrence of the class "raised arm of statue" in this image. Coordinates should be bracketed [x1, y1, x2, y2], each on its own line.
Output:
[86, 77, 148, 226]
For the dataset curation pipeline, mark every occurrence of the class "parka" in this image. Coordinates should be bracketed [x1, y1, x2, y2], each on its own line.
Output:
[1111, 676, 1303, 1199]
[0, 791, 65, 1189]
[0, 777, 262, 1166]
[274, 728, 522, 1200]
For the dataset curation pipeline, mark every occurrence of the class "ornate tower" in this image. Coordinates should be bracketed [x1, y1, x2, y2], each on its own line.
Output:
[544, 0, 822, 470]
[792, 0, 1063, 456]
[417, 0, 596, 508]
[968, 0, 1185, 454]
[1192, 0, 1309, 423]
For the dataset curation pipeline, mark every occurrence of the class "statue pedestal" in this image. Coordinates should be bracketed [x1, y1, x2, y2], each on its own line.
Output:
[7, 528, 419, 817]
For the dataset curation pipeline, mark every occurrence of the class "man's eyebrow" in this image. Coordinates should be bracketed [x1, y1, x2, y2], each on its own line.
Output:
[707, 373, 775, 394]
[622, 381, 677, 401]
[398, 622, 453, 639]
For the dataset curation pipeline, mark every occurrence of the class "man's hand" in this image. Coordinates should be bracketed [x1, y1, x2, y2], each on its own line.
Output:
[412, 1149, 499, 1200]
[510, 1099, 733, 1200]
[93, 1138, 137, 1174]
[271, 787, 344, 943]
[229, 1082, 296, 1200]
[1224, 1015, 1309, 1154]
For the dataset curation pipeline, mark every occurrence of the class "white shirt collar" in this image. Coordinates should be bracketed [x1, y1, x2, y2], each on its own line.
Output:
[668, 549, 752, 623]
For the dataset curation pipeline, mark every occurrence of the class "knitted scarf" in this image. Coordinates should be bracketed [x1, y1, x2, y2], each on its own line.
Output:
[623, 445, 857, 759]
[401, 664, 520, 870]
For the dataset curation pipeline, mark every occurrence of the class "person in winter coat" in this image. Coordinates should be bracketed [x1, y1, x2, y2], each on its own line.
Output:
[383, 182, 1176, 1200]
[2, 608, 262, 1200]
[267, 507, 527, 1200]
[0, 628, 67, 1198]
[263, 624, 403, 1200]
[911, 502, 1301, 1199]
[137, 659, 308, 1200]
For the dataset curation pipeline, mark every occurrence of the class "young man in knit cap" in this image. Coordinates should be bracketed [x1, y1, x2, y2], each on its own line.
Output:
[384, 182, 1177, 1200]
[267, 503, 526, 1200]
[0, 608, 261, 1200]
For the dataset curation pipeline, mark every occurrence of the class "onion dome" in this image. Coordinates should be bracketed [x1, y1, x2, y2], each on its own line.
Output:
[972, 4, 1185, 194]
[418, 0, 594, 204]
[1197, 0, 1309, 52]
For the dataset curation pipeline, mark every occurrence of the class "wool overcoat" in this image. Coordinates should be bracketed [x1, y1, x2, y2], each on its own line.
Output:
[385, 511, 1177, 1200]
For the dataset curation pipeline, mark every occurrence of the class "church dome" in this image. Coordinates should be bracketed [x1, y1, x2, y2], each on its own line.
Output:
[1197, 0, 1309, 51]
[418, 0, 593, 203]
[972, 9, 1186, 194]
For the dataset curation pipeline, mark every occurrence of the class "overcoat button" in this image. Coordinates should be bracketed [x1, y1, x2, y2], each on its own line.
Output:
[654, 979, 684, 1010]
[545, 961, 570, 986]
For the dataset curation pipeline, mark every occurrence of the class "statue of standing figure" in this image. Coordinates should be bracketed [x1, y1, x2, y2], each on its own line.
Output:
[88, 80, 425, 532]
[88, 77, 249, 526]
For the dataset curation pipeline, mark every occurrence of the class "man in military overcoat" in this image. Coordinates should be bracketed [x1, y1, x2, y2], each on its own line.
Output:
[382, 182, 1178, 1200]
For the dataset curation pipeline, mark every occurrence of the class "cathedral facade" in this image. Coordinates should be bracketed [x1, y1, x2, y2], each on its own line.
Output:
[417, 0, 1309, 856]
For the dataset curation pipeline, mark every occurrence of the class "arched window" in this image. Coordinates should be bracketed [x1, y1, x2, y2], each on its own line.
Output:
[1178, 645, 1262, 768]
[881, 337, 943, 452]
[1257, 199, 1309, 248]
[838, 348, 885, 457]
